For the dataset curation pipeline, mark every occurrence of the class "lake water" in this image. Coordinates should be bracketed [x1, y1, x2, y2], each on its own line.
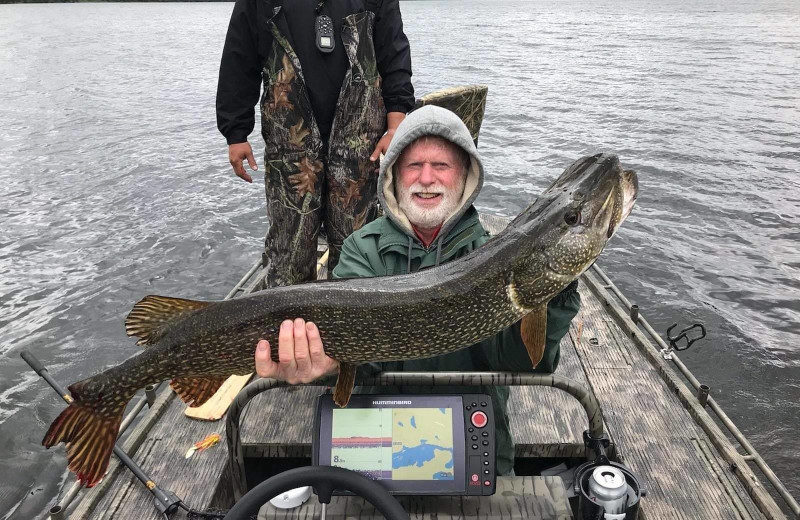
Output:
[0, 0, 798, 517]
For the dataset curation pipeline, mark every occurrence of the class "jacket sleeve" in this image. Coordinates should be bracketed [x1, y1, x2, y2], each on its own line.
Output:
[373, 0, 414, 114]
[330, 234, 381, 279]
[478, 281, 581, 374]
[216, 0, 263, 145]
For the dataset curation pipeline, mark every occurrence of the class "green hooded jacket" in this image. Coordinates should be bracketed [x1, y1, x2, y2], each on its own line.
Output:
[330, 106, 581, 475]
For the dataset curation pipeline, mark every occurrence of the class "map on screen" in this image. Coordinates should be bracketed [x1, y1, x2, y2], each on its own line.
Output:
[331, 407, 455, 481]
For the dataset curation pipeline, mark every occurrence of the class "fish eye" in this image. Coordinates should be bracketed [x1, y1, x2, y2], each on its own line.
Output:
[564, 210, 581, 226]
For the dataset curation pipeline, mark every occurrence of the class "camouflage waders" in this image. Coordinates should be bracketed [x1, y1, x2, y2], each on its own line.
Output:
[259, 11, 386, 287]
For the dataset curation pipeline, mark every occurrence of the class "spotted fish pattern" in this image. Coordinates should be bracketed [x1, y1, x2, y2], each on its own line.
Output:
[42, 153, 637, 488]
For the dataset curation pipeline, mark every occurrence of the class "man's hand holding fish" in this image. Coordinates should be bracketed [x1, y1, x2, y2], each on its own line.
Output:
[254, 318, 339, 384]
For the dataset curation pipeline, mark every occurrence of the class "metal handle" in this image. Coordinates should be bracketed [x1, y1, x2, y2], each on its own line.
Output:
[20, 350, 187, 519]
[666, 323, 706, 352]
[21, 349, 47, 377]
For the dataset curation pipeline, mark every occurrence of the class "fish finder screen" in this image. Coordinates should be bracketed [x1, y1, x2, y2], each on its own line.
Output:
[330, 407, 455, 481]
[314, 394, 479, 494]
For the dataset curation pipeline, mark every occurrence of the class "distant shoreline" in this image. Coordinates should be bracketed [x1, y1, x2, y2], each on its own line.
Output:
[2, 0, 429, 3]
[0, 0, 433, 3]
[1, 1, 234, 3]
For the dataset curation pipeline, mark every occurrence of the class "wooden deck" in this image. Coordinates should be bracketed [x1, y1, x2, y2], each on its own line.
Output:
[64, 215, 786, 520]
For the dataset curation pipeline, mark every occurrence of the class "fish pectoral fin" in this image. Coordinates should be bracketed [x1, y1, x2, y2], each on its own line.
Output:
[171, 376, 229, 407]
[126, 295, 213, 346]
[520, 304, 548, 368]
[332, 363, 357, 407]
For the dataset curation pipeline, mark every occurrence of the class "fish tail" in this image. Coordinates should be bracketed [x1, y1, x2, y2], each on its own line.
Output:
[43, 390, 127, 487]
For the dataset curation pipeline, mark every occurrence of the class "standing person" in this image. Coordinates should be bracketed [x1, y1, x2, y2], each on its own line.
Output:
[217, 0, 414, 287]
[254, 106, 581, 476]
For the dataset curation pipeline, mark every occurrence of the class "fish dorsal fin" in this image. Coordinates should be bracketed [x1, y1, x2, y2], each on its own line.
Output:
[125, 295, 212, 346]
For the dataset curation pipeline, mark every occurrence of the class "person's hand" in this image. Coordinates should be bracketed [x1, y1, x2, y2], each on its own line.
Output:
[228, 141, 258, 183]
[254, 318, 339, 384]
[370, 129, 395, 162]
[370, 111, 406, 162]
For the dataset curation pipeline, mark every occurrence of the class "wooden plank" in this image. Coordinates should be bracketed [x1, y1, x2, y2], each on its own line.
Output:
[241, 386, 320, 451]
[507, 312, 599, 457]
[260, 476, 572, 520]
[72, 392, 233, 519]
[67, 387, 176, 519]
[577, 274, 770, 520]
[185, 374, 253, 421]
[572, 314, 633, 370]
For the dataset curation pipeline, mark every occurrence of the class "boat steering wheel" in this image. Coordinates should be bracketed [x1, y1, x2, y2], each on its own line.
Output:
[223, 465, 409, 520]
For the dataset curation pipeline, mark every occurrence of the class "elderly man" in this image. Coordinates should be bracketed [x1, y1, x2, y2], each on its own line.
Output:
[255, 106, 581, 476]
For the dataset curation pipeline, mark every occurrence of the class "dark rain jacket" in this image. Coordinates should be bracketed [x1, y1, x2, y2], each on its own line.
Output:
[330, 106, 581, 476]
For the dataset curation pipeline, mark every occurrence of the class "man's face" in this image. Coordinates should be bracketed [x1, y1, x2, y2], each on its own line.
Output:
[395, 137, 467, 230]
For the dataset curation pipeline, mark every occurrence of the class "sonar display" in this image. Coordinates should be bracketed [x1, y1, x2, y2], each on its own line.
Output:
[331, 407, 455, 481]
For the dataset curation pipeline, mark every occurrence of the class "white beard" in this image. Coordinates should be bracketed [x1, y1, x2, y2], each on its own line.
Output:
[397, 179, 466, 230]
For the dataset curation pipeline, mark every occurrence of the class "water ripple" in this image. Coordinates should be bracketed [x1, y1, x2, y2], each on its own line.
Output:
[1, 0, 799, 517]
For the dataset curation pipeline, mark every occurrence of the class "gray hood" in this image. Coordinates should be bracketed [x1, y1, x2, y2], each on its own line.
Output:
[378, 105, 485, 244]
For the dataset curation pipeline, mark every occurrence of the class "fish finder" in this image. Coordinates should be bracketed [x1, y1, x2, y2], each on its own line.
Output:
[312, 393, 496, 496]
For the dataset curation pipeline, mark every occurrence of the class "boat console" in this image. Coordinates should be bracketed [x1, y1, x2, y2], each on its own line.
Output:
[223, 374, 645, 520]
[312, 393, 497, 496]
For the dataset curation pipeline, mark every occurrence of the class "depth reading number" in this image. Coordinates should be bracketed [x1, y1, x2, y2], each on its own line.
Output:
[334, 455, 382, 463]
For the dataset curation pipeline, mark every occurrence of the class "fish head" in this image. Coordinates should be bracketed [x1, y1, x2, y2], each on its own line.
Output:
[513, 154, 638, 299]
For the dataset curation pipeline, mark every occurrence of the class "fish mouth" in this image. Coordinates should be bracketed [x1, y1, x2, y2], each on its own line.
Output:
[606, 168, 638, 238]
[621, 169, 638, 221]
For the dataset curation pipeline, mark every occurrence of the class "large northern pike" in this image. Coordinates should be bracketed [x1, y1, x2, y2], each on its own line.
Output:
[43, 153, 637, 487]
